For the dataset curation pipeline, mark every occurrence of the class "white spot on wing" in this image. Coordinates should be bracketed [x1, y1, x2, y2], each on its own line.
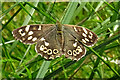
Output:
[44, 56, 48, 59]
[82, 33, 87, 37]
[75, 39, 77, 41]
[77, 58, 81, 61]
[40, 37, 45, 41]
[53, 49, 59, 54]
[39, 53, 43, 57]
[74, 27, 77, 32]
[79, 47, 82, 52]
[38, 25, 41, 30]
[18, 29, 22, 33]
[77, 46, 80, 49]
[88, 32, 93, 39]
[73, 42, 77, 47]
[25, 25, 30, 32]
[82, 27, 88, 34]
[56, 54, 61, 58]
[76, 46, 82, 54]
[82, 39, 86, 43]
[91, 40, 93, 42]
[47, 49, 52, 55]
[20, 40, 22, 42]
[45, 41, 49, 46]
[88, 35, 92, 39]
[43, 47, 47, 53]
[32, 37, 37, 41]
[67, 50, 72, 55]
[69, 56, 73, 60]
[21, 33, 26, 36]
[12, 31, 14, 35]
[40, 45, 44, 51]
[49, 56, 54, 59]
[28, 36, 32, 40]
[73, 50, 77, 56]
[22, 38, 25, 40]
[85, 38, 89, 42]
[49, 55, 54, 59]
[28, 31, 33, 35]
[18, 29, 26, 36]
[73, 58, 77, 60]
[89, 32, 93, 36]
[63, 48, 66, 51]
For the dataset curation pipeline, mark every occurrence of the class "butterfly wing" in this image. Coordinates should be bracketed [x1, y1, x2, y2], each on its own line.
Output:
[64, 24, 98, 47]
[63, 25, 98, 61]
[63, 29, 86, 61]
[35, 28, 62, 60]
[12, 24, 55, 44]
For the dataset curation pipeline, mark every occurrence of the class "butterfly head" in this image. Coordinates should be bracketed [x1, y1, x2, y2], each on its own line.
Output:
[56, 21, 63, 31]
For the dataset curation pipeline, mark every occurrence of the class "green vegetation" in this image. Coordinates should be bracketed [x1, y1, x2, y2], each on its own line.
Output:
[1, 1, 120, 79]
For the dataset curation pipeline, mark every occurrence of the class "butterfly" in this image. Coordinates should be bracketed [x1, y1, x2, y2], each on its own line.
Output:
[12, 21, 98, 61]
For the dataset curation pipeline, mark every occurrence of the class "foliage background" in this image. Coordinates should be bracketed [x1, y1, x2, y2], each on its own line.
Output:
[1, 1, 120, 79]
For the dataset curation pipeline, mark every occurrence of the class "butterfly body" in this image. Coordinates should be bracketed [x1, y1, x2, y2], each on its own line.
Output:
[12, 22, 98, 61]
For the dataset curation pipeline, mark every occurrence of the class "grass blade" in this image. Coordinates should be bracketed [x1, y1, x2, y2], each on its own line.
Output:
[61, 1, 78, 24]
[36, 61, 51, 79]
[1, 3, 26, 31]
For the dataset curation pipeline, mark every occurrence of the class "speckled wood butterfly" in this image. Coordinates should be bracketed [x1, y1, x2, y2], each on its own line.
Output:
[12, 21, 98, 61]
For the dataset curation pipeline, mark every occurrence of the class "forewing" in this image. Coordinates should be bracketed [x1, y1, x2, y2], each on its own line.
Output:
[64, 24, 98, 47]
[12, 24, 55, 44]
